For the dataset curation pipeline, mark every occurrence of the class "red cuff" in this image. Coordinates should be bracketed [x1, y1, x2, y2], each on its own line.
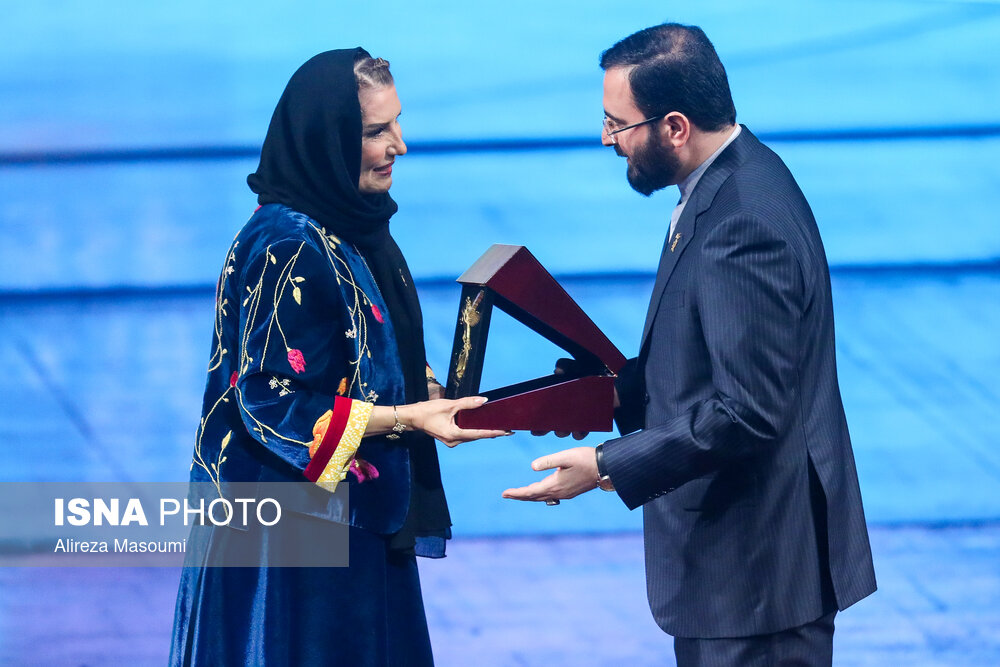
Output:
[304, 395, 352, 482]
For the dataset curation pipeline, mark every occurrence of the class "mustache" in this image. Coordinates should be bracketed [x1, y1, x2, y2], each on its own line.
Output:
[613, 144, 626, 157]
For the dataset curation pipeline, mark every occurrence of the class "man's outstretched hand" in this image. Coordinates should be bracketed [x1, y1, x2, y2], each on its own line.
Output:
[502, 446, 599, 503]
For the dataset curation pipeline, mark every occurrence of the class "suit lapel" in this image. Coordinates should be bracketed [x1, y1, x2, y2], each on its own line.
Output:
[638, 126, 757, 352]
[638, 201, 697, 346]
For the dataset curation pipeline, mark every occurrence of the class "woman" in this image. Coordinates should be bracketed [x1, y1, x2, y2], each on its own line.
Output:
[170, 48, 505, 666]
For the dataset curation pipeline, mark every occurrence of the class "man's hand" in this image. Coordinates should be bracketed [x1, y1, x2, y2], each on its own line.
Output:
[530, 429, 590, 439]
[526, 357, 618, 439]
[502, 446, 599, 503]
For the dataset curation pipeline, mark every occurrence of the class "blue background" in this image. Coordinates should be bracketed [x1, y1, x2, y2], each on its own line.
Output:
[1, 2, 999, 664]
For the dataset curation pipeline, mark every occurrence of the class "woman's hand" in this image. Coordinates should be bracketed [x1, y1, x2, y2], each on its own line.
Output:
[402, 397, 510, 447]
[366, 397, 510, 447]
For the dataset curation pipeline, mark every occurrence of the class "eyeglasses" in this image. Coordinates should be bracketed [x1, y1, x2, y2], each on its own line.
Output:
[603, 114, 664, 144]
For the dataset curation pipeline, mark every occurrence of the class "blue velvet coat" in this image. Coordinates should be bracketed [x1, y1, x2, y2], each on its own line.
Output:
[188, 203, 411, 533]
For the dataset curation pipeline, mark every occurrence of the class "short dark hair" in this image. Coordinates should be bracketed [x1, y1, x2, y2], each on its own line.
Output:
[600, 23, 736, 132]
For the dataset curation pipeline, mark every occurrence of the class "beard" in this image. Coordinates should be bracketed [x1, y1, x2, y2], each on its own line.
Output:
[623, 132, 681, 197]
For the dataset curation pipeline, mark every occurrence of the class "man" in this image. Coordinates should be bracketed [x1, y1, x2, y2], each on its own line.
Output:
[503, 23, 876, 665]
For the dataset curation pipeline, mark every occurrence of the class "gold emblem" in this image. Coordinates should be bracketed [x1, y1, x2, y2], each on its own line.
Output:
[455, 290, 485, 381]
[670, 232, 682, 252]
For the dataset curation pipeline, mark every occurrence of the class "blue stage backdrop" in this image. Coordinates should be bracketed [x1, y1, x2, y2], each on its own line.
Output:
[1, 1, 999, 537]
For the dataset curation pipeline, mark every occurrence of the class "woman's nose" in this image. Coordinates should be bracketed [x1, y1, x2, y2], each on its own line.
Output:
[390, 127, 407, 157]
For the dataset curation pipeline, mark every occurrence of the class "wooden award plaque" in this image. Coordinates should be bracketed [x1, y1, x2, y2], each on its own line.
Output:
[445, 245, 626, 432]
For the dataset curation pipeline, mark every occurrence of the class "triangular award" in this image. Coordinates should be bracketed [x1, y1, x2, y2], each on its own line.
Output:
[445, 245, 626, 432]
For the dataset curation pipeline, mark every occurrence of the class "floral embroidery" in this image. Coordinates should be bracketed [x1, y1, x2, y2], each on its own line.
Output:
[268, 376, 293, 397]
[233, 242, 314, 445]
[209, 431, 231, 485]
[206, 234, 243, 375]
[192, 390, 234, 497]
[196, 215, 389, 493]
[287, 348, 306, 374]
[240, 245, 306, 377]
[309, 222, 383, 398]
[349, 458, 379, 483]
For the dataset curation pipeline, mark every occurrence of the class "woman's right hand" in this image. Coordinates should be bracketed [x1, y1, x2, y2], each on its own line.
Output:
[387, 397, 511, 447]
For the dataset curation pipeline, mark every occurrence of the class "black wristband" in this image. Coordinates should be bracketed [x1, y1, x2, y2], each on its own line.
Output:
[595, 442, 609, 478]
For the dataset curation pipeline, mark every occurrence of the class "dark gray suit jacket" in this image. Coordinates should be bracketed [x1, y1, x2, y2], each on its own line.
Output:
[604, 127, 876, 639]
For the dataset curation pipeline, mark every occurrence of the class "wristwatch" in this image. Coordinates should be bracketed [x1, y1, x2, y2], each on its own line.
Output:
[595, 443, 615, 492]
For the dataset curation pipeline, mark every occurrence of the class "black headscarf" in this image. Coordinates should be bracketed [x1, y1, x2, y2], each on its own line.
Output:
[248, 48, 396, 245]
[248, 49, 450, 554]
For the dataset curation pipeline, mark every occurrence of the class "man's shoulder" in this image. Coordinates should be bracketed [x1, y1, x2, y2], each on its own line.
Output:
[712, 138, 808, 217]
[728, 133, 797, 186]
[701, 138, 823, 270]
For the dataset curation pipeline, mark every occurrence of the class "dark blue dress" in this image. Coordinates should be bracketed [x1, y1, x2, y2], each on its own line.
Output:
[170, 204, 434, 666]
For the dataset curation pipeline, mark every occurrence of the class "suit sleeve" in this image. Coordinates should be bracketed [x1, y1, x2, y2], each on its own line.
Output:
[613, 356, 645, 435]
[233, 239, 373, 489]
[602, 214, 805, 509]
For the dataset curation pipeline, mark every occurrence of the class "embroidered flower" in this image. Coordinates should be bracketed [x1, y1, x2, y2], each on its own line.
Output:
[366, 389, 379, 402]
[345, 328, 357, 339]
[337, 377, 348, 396]
[287, 349, 306, 374]
[230, 371, 238, 387]
[268, 376, 293, 396]
[371, 304, 384, 324]
[349, 458, 379, 483]
[225, 265, 235, 275]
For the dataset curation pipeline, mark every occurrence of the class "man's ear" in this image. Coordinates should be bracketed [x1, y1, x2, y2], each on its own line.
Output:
[661, 111, 690, 148]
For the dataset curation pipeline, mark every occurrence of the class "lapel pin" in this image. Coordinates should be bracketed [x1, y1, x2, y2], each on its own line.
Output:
[670, 232, 682, 252]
